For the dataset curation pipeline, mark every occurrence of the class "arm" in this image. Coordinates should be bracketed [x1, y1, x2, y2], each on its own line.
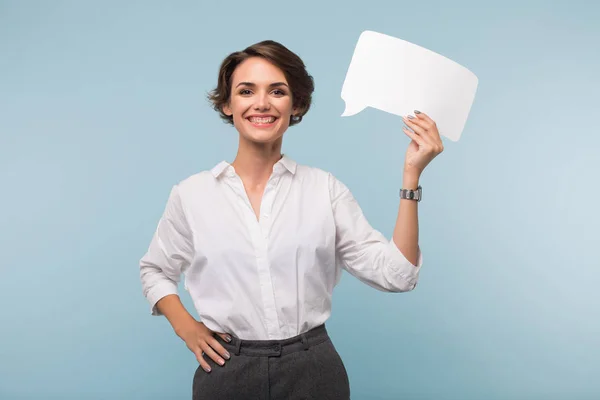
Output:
[397, 110, 444, 266]
[139, 184, 195, 330]
[332, 110, 444, 292]
[139, 184, 233, 372]
[330, 173, 423, 293]
[154, 294, 198, 335]
[391, 172, 421, 267]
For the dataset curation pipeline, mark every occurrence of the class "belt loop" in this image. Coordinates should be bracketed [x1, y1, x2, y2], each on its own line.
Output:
[301, 333, 309, 351]
[234, 338, 242, 356]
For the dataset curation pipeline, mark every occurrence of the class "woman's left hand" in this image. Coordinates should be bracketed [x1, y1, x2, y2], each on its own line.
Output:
[401, 110, 444, 177]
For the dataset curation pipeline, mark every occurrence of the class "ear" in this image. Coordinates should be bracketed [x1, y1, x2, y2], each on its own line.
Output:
[222, 103, 232, 116]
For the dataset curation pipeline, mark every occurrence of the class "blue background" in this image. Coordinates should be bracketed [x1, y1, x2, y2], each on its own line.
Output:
[1, 1, 599, 399]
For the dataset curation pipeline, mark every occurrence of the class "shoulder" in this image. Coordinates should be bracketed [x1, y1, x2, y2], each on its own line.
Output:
[293, 162, 350, 199]
[293, 161, 334, 186]
[166, 169, 218, 203]
[294, 162, 329, 179]
[177, 170, 215, 188]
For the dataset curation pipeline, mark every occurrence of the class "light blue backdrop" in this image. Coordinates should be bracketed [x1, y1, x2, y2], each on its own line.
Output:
[1, 1, 598, 399]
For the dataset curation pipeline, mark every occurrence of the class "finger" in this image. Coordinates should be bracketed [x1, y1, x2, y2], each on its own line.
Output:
[402, 116, 426, 135]
[217, 333, 232, 343]
[208, 336, 232, 361]
[201, 340, 227, 367]
[414, 110, 434, 125]
[413, 110, 439, 135]
[402, 117, 441, 148]
[402, 125, 424, 146]
[414, 111, 444, 151]
[195, 349, 212, 373]
[403, 114, 430, 132]
[402, 117, 436, 147]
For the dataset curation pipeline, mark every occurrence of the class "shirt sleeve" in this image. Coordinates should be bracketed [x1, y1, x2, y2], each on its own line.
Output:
[139, 184, 195, 315]
[329, 173, 423, 292]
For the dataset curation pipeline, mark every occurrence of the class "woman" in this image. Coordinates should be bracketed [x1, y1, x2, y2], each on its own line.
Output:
[139, 39, 443, 399]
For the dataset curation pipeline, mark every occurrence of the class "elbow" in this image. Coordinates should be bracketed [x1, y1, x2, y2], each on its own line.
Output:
[383, 261, 420, 293]
[139, 261, 179, 313]
[142, 279, 179, 316]
[388, 279, 418, 293]
[384, 265, 419, 292]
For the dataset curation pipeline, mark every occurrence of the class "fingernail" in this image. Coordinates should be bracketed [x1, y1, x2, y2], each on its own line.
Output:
[218, 359, 225, 366]
[414, 110, 421, 114]
[205, 366, 211, 372]
[224, 352, 230, 359]
[225, 336, 232, 342]
[407, 115, 415, 119]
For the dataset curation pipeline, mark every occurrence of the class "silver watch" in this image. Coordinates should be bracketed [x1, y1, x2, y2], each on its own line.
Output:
[400, 185, 422, 202]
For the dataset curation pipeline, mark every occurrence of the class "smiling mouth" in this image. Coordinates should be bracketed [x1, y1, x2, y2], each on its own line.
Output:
[247, 116, 277, 125]
[248, 116, 277, 125]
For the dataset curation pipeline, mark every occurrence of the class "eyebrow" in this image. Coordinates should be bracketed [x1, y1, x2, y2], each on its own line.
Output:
[235, 81, 289, 89]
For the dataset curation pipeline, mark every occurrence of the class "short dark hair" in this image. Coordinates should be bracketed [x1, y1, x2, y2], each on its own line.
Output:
[208, 40, 315, 126]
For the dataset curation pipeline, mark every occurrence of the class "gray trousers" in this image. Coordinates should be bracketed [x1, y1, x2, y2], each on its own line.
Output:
[192, 323, 351, 399]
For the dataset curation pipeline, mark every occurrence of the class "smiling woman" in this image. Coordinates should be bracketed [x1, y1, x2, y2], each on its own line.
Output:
[139, 39, 436, 400]
[219, 57, 297, 145]
[208, 40, 314, 127]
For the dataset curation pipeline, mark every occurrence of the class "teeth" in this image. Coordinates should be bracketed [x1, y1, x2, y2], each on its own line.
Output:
[249, 117, 275, 124]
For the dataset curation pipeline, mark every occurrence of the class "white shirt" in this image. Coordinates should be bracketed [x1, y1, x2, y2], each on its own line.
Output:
[139, 154, 423, 340]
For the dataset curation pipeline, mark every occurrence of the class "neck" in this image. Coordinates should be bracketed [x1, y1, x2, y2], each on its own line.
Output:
[231, 137, 283, 189]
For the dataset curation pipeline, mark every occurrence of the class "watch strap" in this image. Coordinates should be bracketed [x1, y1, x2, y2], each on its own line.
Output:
[400, 185, 422, 202]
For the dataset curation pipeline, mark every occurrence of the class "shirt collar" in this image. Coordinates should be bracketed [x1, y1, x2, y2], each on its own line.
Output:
[210, 154, 297, 179]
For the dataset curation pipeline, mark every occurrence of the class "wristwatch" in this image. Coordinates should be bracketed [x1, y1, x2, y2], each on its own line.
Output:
[400, 185, 422, 202]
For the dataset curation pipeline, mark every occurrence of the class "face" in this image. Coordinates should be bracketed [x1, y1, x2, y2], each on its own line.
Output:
[223, 57, 297, 145]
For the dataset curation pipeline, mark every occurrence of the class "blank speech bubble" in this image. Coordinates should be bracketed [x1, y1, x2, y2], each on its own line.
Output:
[341, 30, 479, 142]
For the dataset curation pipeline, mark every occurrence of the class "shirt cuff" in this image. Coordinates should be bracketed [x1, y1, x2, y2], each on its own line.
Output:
[388, 237, 423, 288]
[146, 282, 179, 316]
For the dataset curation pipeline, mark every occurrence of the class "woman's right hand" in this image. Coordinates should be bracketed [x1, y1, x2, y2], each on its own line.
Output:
[176, 320, 232, 373]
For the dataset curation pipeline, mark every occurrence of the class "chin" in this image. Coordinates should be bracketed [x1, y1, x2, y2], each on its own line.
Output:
[237, 118, 289, 144]
[242, 130, 284, 144]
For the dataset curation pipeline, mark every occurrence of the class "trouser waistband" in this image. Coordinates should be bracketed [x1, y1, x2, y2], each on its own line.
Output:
[215, 324, 329, 357]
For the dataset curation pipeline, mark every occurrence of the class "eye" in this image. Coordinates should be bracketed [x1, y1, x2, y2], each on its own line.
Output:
[272, 89, 287, 96]
[239, 89, 252, 95]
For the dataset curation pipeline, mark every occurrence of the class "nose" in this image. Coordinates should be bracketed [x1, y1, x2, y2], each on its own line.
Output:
[253, 91, 270, 111]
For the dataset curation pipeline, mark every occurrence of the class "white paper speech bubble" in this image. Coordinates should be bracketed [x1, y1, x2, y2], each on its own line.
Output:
[341, 30, 479, 142]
